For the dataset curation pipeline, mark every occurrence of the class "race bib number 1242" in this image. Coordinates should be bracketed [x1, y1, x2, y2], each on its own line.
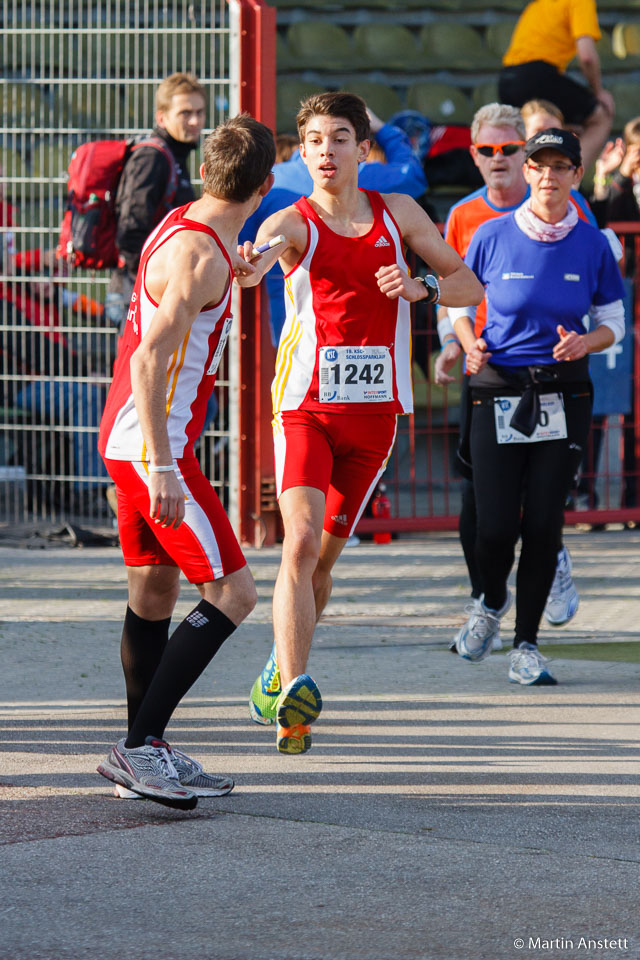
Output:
[318, 345, 393, 403]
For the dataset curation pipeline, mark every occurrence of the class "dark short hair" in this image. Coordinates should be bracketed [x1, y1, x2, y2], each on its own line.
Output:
[202, 114, 276, 202]
[296, 92, 370, 144]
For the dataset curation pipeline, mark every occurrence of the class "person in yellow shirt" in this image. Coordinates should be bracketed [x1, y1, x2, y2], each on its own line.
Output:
[498, 0, 614, 170]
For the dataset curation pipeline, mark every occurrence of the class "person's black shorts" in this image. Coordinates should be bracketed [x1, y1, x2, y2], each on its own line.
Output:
[498, 60, 599, 127]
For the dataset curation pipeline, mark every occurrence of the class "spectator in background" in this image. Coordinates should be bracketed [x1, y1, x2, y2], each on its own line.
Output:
[7, 251, 108, 497]
[0, 176, 108, 498]
[105, 73, 207, 331]
[587, 122, 640, 512]
[275, 133, 299, 163]
[239, 105, 428, 345]
[591, 118, 640, 223]
[521, 98, 565, 138]
[498, 0, 614, 171]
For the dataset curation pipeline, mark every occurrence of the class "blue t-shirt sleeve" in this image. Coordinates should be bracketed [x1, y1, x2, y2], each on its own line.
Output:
[463, 223, 488, 285]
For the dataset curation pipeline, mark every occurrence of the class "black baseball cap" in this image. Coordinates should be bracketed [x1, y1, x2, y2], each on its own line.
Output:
[524, 128, 582, 166]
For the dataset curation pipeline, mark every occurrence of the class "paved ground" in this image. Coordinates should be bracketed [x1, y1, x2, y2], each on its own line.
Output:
[1, 528, 639, 960]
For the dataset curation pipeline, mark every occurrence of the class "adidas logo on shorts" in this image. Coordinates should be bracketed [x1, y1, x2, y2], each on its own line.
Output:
[186, 611, 210, 628]
[331, 513, 349, 525]
[374, 235, 391, 248]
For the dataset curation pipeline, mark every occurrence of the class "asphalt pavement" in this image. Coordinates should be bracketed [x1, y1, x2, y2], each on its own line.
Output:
[1, 528, 639, 960]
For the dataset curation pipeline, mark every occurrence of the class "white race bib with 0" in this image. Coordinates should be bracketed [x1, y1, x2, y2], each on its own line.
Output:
[494, 393, 567, 444]
[318, 345, 393, 403]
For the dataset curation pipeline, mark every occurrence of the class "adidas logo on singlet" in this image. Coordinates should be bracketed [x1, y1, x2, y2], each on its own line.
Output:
[374, 235, 391, 247]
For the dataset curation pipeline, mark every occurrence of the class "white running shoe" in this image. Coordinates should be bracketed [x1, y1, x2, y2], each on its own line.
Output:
[113, 785, 144, 799]
[450, 607, 503, 653]
[97, 736, 197, 810]
[456, 590, 512, 662]
[169, 748, 234, 797]
[508, 642, 557, 685]
[113, 747, 234, 799]
[544, 545, 579, 626]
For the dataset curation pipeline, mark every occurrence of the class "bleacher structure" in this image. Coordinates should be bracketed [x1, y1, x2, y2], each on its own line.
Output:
[272, 3, 640, 136]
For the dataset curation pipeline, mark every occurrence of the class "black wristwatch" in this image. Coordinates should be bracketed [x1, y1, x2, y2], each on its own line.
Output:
[417, 274, 441, 304]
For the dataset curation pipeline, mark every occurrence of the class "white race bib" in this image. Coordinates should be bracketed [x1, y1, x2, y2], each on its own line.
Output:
[494, 393, 567, 444]
[206, 316, 233, 376]
[318, 345, 393, 403]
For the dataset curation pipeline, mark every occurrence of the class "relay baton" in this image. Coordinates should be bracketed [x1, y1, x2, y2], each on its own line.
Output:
[251, 235, 286, 259]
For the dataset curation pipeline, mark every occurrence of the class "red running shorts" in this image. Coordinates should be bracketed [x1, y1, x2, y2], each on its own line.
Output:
[104, 457, 246, 584]
[272, 410, 398, 537]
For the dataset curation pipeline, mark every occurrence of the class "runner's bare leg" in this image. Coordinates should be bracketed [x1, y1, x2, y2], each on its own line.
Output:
[274, 486, 345, 688]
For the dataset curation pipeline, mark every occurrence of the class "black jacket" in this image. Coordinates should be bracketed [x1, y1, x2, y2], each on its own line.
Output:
[114, 126, 198, 277]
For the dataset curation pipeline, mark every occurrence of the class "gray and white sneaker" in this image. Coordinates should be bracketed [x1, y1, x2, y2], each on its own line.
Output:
[113, 746, 234, 799]
[98, 736, 197, 810]
[544, 545, 579, 626]
[508, 642, 557, 685]
[456, 590, 513, 662]
[170, 748, 234, 797]
[450, 606, 503, 653]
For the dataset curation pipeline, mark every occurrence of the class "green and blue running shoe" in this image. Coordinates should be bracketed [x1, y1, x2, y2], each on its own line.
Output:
[276, 674, 323, 755]
[249, 643, 282, 725]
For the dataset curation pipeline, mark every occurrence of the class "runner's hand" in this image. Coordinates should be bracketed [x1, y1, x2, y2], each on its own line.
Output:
[465, 337, 491, 374]
[375, 264, 427, 302]
[233, 242, 259, 281]
[434, 341, 462, 384]
[149, 471, 185, 530]
[553, 325, 587, 362]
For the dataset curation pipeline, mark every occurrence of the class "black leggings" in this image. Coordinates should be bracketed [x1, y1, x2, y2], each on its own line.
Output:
[459, 477, 482, 599]
[470, 391, 592, 645]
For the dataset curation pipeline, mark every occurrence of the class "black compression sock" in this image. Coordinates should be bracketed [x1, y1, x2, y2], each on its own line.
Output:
[125, 599, 236, 748]
[120, 606, 171, 731]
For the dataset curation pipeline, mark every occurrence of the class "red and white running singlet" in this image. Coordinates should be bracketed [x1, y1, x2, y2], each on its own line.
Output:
[271, 189, 413, 417]
[99, 204, 233, 462]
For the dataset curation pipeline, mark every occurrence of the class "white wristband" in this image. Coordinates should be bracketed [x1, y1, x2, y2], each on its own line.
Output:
[149, 464, 176, 473]
[437, 314, 456, 347]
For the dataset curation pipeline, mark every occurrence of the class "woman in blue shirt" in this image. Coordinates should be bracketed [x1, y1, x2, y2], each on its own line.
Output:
[449, 129, 625, 684]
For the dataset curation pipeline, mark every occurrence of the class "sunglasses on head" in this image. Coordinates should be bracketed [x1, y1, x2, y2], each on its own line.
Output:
[474, 142, 525, 157]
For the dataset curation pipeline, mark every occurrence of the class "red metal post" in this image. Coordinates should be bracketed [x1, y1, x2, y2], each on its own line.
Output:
[233, 0, 278, 547]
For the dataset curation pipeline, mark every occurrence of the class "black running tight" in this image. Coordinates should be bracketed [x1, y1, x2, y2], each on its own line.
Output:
[470, 391, 592, 645]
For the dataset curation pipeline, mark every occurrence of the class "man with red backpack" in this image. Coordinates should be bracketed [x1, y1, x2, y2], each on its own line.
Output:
[105, 73, 207, 330]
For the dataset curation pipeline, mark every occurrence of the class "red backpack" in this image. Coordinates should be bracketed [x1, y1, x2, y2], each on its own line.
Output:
[57, 137, 179, 269]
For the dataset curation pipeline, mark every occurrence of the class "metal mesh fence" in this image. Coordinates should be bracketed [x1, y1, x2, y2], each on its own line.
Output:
[1, 0, 235, 528]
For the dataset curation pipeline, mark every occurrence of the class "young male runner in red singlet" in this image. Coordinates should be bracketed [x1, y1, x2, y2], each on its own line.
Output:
[96, 115, 275, 809]
[238, 92, 483, 755]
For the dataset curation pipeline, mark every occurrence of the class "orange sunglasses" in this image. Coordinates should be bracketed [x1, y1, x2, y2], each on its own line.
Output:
[474, 142, 525, 156]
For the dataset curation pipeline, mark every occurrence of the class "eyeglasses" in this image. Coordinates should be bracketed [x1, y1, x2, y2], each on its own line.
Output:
[526, 162, 577, 175]
[474, 142, 525, 157]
